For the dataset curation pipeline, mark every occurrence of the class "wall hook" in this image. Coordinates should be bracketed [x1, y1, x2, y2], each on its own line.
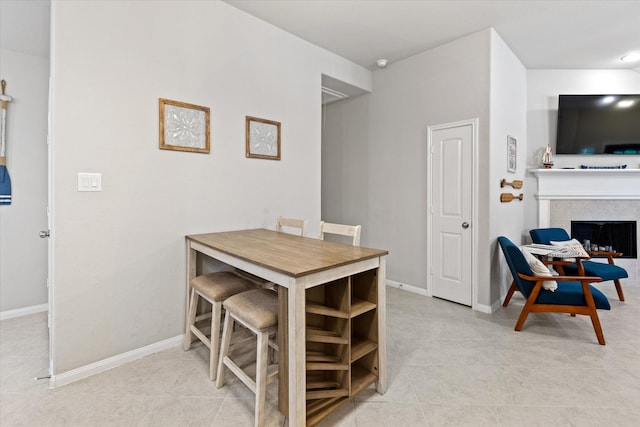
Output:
[501, 179, 523, 189]
[500, 193, 524, 203]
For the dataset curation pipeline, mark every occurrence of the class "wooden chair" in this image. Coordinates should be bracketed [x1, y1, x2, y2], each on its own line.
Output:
[530, 227, 628, 301]
[498, 236, 610, 345]
[275, 216, 307, 236]
[184, 271, 259, 380]
[318, 221, 362, 246]
[216, 288, 279, 427]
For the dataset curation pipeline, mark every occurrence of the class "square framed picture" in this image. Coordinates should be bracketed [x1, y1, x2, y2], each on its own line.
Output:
[159, 98, 210, 153]
[507, 135, 517, 173]
[246, 116, 281, 160]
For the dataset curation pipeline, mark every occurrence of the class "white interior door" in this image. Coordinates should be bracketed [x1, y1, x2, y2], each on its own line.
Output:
[428, 121, 474, 306]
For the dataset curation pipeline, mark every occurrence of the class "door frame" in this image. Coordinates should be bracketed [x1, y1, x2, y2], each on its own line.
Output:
[47, 73, 56, 385]
[426, 118, 479, 310]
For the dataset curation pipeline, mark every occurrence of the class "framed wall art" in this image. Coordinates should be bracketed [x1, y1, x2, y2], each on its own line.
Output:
[159, 98, 210, 153]
[246, 116, 281, 160]
[507, 135, 517, 173]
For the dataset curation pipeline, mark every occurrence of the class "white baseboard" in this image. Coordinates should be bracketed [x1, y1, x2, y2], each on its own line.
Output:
[386, 279, 429, 296]
[387, 279, 502, 313]
[475, 302, 495, 314]
[0, 303, 48, 320]
[50, 335, 184, 388]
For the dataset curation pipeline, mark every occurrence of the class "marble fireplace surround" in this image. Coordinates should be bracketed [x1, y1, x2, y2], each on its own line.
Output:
[531, 169, 640, 281]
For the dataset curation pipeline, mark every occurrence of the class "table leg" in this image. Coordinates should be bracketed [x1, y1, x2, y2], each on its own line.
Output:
[288, 281, 306, 425]
[277, 287, 288, 415]
[185, 243, 197, 330]
[376, 256, 387, 394]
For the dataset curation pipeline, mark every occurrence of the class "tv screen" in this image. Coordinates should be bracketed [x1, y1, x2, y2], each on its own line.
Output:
[556, 95, 640, 155]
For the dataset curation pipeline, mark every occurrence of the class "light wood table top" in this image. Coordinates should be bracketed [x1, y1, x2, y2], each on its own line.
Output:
[187, 228, 388, 278]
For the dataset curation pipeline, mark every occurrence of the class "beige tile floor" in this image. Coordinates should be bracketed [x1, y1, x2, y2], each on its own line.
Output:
[1, 282, 639, 426]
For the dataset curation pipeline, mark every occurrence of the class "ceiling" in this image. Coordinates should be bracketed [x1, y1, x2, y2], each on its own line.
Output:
[225, 0, 640, 71]
[2, 1, 638, 72]
[0, 0, 50, 58]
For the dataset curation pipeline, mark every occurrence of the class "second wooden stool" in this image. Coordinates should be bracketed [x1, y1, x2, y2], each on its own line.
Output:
[216, 288, 279, 427]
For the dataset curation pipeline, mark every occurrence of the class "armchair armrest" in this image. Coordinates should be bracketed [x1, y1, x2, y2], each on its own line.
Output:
[542, 259, 572, 266]
[517, 272, 602, 283]
[588, 250, 623, 265]
[589, 250, 622, 257]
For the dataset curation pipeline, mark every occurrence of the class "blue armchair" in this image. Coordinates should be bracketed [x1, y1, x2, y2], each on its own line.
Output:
[498, 236, 610, 345]
[530, 228, 628, 301]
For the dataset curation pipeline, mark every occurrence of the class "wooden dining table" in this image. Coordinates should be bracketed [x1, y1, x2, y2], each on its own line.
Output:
[185, 229, 388, 426]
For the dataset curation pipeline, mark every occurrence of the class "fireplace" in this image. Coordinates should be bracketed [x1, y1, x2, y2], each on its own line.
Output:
[531, 169, 640, 281]
[571, 221, 637, 258]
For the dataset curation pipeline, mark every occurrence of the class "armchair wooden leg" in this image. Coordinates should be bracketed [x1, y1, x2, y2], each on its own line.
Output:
[589, 310, 606, 345]
[581, 282, 606, 345]
[514, 308, 530, 331]
[614, 279, 625, 301]
[502, 280, 517, 307]
[515, 283, 542, 331]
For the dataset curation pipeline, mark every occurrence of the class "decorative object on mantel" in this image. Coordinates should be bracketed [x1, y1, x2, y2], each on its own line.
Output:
[580, 165, 627, 169]
[507, 135, 517, 173]
[0, 79, 13, 206]
[542, 144, 554, 169]
[246, 116, 281, 160]
[159, 98, 210, 153]
[500, 193, 523, 203]
[500, 178, 523, 189]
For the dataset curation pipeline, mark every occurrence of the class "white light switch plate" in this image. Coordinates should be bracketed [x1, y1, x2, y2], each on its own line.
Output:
[78, 173, 102, 192]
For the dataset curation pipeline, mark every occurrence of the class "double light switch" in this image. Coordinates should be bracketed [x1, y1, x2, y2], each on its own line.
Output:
[77, 173, 102, 192]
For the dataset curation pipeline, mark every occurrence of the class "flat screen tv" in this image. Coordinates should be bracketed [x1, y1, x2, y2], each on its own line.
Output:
[556, 94, 640, 155]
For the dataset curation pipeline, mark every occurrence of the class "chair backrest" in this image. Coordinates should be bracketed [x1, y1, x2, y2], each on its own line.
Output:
[497, 236, 537, 298]
[318, 221, 362, 246]
[530, 228, 571, 245]
[275, 216, 307, 237]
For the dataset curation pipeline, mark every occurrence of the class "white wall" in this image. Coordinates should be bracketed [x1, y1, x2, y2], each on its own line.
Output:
[324, 29, 492, 302]
[488, 30, 527, 305]
[323, 28, 527, 309]
[525, 70, 640, 231]
[0, 48, 49, 314]
[321, 95, 370, 235]
[50, 0, 370, 374]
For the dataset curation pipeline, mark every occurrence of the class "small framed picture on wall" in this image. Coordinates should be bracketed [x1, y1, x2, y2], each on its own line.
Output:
[159, 98, 210, 154]
[246, 116, 281, 160]
[507, 135, 517, 173]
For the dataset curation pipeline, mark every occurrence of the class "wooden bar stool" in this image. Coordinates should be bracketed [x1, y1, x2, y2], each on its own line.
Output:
[216, 288, 279, 427]
[184, 271, 256, 381]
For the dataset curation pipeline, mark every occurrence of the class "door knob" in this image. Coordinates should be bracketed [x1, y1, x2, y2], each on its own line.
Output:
[39, 230, 50, 238]
[462, 222, 470, 229]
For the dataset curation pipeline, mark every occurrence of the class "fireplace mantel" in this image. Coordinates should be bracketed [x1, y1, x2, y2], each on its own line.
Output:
[530, 168, 640, 200]
[530, 168, 640, 227]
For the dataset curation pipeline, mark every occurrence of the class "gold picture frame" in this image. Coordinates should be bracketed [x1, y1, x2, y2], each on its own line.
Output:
[246, 116, 281, 160]
[159, 98, 210, 153]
